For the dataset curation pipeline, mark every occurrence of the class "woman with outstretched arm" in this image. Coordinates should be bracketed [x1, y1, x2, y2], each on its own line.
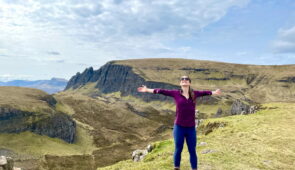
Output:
[137, 76, 221, 170]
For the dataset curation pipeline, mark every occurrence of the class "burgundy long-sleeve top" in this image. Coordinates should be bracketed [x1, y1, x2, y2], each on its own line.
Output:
[153, 89, 212, 127]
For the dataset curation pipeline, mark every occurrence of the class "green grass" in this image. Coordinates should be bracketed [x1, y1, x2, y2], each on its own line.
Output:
[0, 125, 96, 158]
[0, 86, 55, 113]
[99, 102, 295, 170]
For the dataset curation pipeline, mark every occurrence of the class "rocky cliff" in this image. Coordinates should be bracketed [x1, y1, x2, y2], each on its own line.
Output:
[65, 62, 218, 104]
[66, 62, 180, 102]
[0, 87, 76, 143]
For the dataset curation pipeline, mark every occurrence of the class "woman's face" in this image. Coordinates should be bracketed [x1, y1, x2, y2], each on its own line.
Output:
[179, 76, 191, 87]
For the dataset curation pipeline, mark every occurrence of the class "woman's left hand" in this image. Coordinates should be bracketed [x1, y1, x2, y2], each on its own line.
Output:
[212, 89, 221, 95]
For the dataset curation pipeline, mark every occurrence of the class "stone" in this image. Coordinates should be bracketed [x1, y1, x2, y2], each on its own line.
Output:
[2, 156, 14, 170]
[132, 149, 148, 162]
[0, 155, 7, 165]
[132, 144, 155, 161]
[249, 105, 258, 114]
[198, 142, 207, 146]
[201, 149, 217, 154]
[215, 108, 223, 117]
[146, 144, 153, 152]
[230, 99, 250, 115]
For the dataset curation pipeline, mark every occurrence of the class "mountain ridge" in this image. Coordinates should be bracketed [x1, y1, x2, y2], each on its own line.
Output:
[0, 78, 68, 94]
[65, 58, 295, 104]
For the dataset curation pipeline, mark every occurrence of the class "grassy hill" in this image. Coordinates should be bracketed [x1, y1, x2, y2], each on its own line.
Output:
[66, 58, 295, 117]
[113, 58, 295, 103]
[0, 86, 56, 112]
[99, 102, 295, 170]
[1, 59, 294, 169]
[0, 87, 94, 169]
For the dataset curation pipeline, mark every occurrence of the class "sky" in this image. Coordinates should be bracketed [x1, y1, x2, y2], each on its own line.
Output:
[0, 0, 295, 81]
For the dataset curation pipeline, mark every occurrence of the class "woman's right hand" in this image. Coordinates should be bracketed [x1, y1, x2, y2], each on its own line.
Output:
[137, 85, 148, 92]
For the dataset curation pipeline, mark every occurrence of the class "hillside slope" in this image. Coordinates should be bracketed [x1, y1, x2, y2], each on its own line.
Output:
[99, 102, 295, 170]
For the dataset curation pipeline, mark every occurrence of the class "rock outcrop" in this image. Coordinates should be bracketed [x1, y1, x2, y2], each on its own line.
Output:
[230, 99, 258, 115]
[65, 67, 96, 90]
[132, 144, 154, 162]
[230, 99, 249, 115]
[66, 63, 180, 102]
[0, 107, 76, 143]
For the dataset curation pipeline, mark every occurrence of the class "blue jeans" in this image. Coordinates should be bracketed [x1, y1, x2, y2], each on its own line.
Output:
[173, 124, 197, 169]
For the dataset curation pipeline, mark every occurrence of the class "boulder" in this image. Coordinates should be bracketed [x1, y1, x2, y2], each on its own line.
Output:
[0, 156, 7, 165]
[132, 150, 148, 162]
[132, 144, 154, 162]
[146, 144, 154, 153]
[0, 156, 14, 170]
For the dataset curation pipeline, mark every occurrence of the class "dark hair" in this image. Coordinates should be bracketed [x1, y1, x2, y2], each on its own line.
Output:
[180, 76, 196, 104]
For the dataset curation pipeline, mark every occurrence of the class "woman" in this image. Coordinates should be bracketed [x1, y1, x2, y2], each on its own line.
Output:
[137, 76, 221, 170]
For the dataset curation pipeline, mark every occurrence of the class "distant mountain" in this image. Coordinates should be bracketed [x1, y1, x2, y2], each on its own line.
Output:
[0, 78, 68, 94]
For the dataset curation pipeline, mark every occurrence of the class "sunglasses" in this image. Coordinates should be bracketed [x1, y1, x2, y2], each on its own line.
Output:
[180, 77, 190, 81]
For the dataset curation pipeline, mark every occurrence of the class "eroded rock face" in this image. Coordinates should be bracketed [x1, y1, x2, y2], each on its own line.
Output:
[31, 112, 76, 143]
[0, 107, 76, 143]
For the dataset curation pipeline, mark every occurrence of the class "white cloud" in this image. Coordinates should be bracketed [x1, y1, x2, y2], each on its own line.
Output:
[273, 25, 295, 53]
[0, 0, 250, 80]
[0, 73, 34, 82]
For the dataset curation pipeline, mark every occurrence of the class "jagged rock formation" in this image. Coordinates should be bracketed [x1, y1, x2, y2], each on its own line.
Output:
[65, 63, 180, 102]
[65, 62, 220, 104]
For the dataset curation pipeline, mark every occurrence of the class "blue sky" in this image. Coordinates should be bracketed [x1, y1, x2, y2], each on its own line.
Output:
[0, 0, 295, 81]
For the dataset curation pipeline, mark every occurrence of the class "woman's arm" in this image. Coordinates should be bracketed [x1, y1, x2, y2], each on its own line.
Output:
[194, 89, 221, 97]
[137, 85, 154, 93]
[137, 85, 176, 97]
[212, 89, 222, 95]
